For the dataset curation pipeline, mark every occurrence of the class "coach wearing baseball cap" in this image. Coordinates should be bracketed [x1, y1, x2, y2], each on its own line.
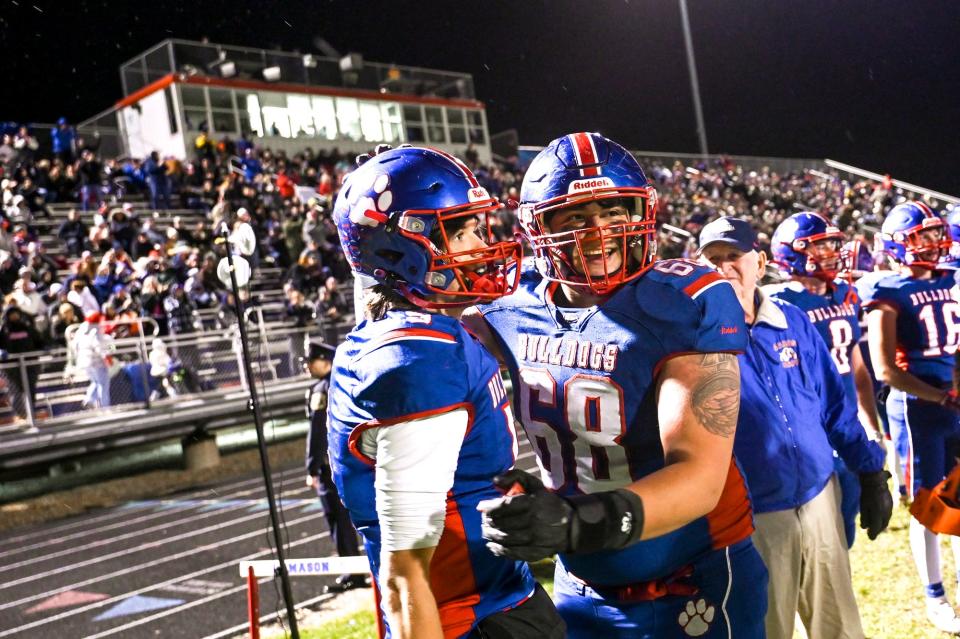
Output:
[698, 216, 890, 639]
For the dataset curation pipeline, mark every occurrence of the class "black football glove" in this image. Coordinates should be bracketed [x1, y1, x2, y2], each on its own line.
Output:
[859, 470, 893, 540]
[477, 468, 644, 562]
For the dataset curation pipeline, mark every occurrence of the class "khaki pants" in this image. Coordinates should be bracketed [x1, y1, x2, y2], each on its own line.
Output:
[752, 476, 864, 639]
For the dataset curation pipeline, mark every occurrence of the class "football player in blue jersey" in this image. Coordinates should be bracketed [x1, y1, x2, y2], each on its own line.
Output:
[326, 146, 565, 639]
[841, 236, 905, 498]
[765, 212, 883, 548]
[468, 133, 767, 638]
[859, 201, 960, 634]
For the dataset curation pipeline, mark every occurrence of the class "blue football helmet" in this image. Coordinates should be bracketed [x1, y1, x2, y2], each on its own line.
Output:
[518, 132, 658, 295]
[840, 237, 876, 279]
[771, 212, 844, 280]
[878, 201, 949, 269]
[333, 146, 521, 308]
[940, 206, 960, 269]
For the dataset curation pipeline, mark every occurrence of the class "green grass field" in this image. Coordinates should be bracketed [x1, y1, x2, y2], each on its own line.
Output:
[273, 504, 960, 639]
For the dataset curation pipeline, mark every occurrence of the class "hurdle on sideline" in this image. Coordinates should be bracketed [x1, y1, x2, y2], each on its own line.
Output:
[238, 556, 380, 639]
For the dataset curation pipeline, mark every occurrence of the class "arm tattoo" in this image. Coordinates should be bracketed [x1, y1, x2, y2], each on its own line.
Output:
[691, 353, 740, 438]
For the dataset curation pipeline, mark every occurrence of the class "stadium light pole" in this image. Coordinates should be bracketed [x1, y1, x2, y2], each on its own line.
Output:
[678, 0, 709, 159]
[221, 227, 301, 639]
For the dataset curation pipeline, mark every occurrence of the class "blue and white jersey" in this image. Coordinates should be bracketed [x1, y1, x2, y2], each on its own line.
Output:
[480, 259, 754, 585]
[764, 279, 861, 395]
[327, 310, 534, 638]
[857, 270, 960, 387]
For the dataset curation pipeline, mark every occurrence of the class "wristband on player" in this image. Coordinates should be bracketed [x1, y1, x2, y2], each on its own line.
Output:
[481, 469, 644, 561]
[566, 489, 645, 554]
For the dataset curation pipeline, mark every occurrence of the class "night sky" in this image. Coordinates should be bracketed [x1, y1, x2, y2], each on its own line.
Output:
[4, 0, 959, 193]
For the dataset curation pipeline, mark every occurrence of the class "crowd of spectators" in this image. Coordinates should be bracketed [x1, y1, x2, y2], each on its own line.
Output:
[0, 118, 936, 421]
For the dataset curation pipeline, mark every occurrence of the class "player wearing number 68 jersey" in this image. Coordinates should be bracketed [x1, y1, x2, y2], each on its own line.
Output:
[858, 201, 960, 634]
[764, 212, 884, 548]
[466, 133, 768, 639]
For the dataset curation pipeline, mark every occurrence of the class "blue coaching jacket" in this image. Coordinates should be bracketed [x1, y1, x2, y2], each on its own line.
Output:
[736, 289, 885, 514]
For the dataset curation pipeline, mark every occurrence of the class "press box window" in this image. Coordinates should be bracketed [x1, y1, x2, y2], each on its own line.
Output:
[425, 107, 446, 144]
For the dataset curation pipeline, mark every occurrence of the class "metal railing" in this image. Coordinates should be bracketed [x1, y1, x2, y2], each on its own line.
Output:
[518, 146, 827, 176]
[824, 159, 959, 207]
[119, 39, 476, 101]
[0, 319, 316, 432]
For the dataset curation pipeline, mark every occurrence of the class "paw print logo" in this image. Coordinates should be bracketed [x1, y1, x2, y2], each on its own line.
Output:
[347, 172, 393, 228]
[678, 598, 715, 637]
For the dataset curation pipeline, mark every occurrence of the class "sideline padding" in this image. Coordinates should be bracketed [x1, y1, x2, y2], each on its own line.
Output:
[239, 556, 370, 578]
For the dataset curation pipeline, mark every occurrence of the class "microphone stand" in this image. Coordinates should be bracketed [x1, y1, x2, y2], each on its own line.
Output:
[221, 228, 300, 638]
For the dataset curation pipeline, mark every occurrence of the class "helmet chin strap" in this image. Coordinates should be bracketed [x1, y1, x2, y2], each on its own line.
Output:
[463, 269, 503, 294]
[397, 278, 484, 311]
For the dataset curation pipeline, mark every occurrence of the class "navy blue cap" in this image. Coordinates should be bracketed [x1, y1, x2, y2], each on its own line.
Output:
[697, 217, 759, 254]
[306, 340, 336, 361]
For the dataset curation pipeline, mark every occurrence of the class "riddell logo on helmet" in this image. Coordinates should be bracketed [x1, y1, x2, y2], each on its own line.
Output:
[467, 187, 491, 202]
[568, 177, 614, 193]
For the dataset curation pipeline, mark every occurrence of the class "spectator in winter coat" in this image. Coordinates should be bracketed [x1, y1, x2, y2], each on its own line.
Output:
[110, 209, 136, 253]
[144, 151, 172, 210]
[0, 252, 20, 296]
[57, 209, 88, 257]
[0, 304, 44, 420]
[77, 149, 102, 211]
[163, 284, 197, 336]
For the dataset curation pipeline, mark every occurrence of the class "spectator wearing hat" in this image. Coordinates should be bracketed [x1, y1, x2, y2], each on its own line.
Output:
[697, 216, 892, 639]
[72, 311, 113, 409]
[303, 338, 364, 593]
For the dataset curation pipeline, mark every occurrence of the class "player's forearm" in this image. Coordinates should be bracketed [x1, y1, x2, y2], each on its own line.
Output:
[624, 457, 725, 540]
[854, 370, 882, 436]
[876, 365, 945, 403]
[380, 549, 444, 639]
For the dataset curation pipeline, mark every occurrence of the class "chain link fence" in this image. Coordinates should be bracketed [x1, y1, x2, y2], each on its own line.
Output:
[0, 317, 316, 431]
